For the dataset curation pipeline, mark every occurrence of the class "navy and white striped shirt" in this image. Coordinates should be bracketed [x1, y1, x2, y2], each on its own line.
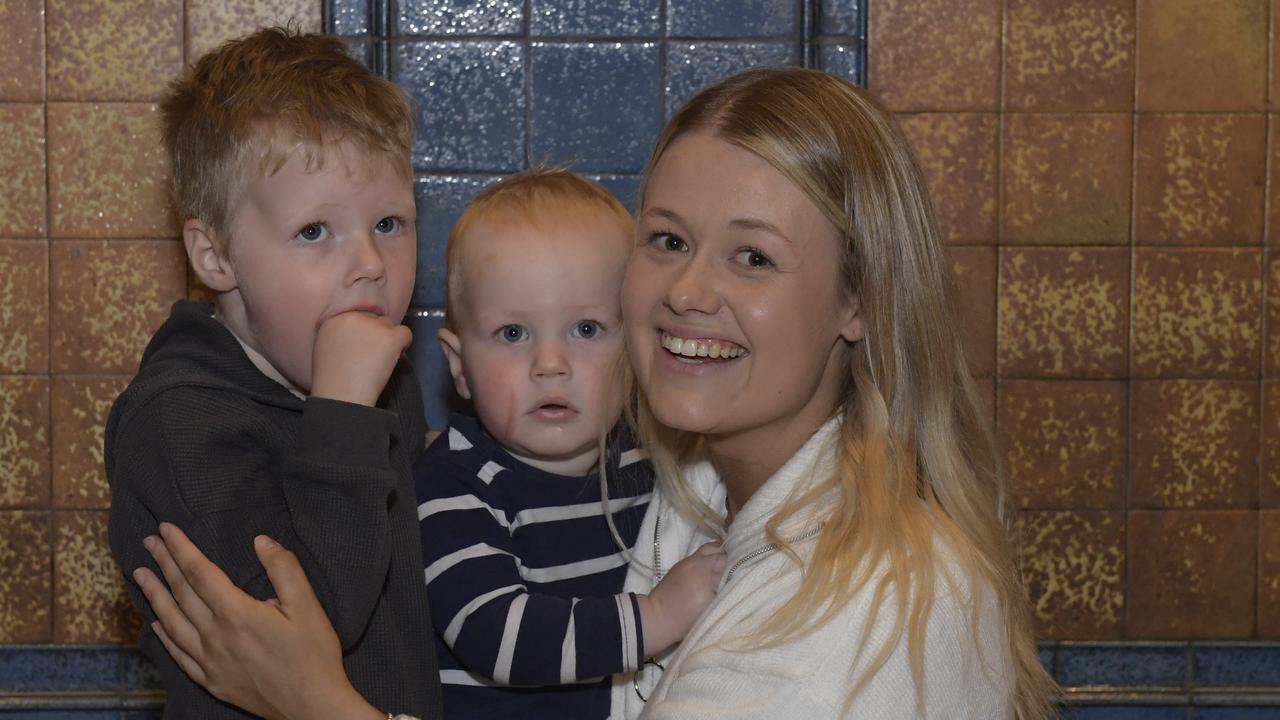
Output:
[414, 413, 653, 719]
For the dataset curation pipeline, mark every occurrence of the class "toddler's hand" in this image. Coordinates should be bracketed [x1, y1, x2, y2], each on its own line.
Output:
[310, 311, 412, 406]
[637, 541, 726, 658]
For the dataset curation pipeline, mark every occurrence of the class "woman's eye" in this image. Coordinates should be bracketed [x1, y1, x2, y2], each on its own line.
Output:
[374, 216, 401, 234]
[498, 325, 528, 343]
[735, 248, 773, 268]
[573, 320, 602, 339]
[296, 223, 328, 242]
[650, 232, 687, 252]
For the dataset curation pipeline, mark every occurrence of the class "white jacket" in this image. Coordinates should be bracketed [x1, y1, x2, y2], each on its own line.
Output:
[611, 418, 1014, 720]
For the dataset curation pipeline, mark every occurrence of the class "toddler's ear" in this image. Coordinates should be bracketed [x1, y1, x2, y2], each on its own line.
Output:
[183, 219, 237, 293]
[437, 328, 472, 400]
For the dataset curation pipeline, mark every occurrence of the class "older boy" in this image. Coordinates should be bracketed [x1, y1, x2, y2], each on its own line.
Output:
[416, 168, 723, 719]
[106, 28, 439, 718]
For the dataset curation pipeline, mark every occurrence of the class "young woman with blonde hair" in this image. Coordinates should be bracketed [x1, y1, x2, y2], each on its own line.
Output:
[134, 67, 1055, 719]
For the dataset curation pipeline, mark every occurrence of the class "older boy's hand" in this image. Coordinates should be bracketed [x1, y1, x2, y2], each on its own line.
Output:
[311, 311, 412, 406]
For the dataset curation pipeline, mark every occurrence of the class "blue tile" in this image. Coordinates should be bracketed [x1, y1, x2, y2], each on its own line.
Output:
[588, 174, 642, 215]
[406, 312, 461, 430]
[665, 42, 794, 116]
[531, 0, 660, 36]
[1194, 710, 1280, 720]
[667, 0, 795, 38]
[0, 647, 119, 693]
[1194, 645, 1280, 687]
[1038, 644, 1056, 676]
[530, 43, 661, 173]
[123, 712, 165, 720]
[819, 0, 863, 36]
[1058, 645, 1187, 688]
[412, 175, 503, 308]
[1060, 706, 1186, 720]
[396, 0, 522, 36]
[344, 38, 375, 71]
[820, 43, 864, 87]
[119, 649, 161, 691]
[392, 42, 524, 172]
[329, 0, 370, 36]
[0, 713, 122, 719]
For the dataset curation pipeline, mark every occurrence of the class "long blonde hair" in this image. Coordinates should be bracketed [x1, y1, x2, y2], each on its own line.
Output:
[635, 68, 1055, 719]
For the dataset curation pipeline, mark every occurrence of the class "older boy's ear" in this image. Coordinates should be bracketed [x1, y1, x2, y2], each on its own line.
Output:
[183, 219, 237, 293]
[437, 328, 472, 401]
[839, 295, 864, 343]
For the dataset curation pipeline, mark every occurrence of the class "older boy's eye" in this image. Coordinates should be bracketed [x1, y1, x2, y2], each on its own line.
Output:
[497, 325, 528, 343]
[296, 223, 328, 243]
[374, 216, 400, 234]
[573, 320, 601, 339]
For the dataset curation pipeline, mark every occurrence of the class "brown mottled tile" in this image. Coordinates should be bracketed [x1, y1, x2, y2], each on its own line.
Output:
[50, 240, 186, 374]
[999, 380, 1125, 509]
[1014, 510, 1124, 640]
[1131, 380, 1258, 509]
[1272, 116, 1280, 246]
[899, 113, 997, 245]
[0, 240, 49, 372]
[1131, 249, 1262, 378]
[1264, 381, 1280, 507]
[0, 103, 47, 237]
[1261, 510, 1280, 636]
[52, 377, 129, 510]
[1137, 0, 1267, 112]
[0, 511, 51, 642]
[47, 102, 175, 238]
[946, 246, 995, 377]
[997, 247, 1129, 378]
[46, 0, 181, 102]
[1127, 510, 1255, 638]
[1134, 114, 1265, 246]
[186, 0, 322, 62]
[868, 0, 1000, 111]
[0, 1, 44, 101]
[1004, 0, 1134, 111]
[54, 510, 140, 643]
[1268, 252, 1280, 373]
[1002, 114, 1131, 245]
[0, 377, 49, 509]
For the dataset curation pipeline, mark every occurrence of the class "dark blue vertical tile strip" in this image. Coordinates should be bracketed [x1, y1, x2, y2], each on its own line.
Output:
[529, 0, 662, 37]
[392, 41, 525, 172]
[411, 175, 502, 308]
[406, 312, 458, 431]
[529, 42, 662, 173]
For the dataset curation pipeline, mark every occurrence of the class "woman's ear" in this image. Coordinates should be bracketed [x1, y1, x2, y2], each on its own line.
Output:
[437, 328, 472, 400]
[183, 219, 237, 293]
[839, 294, 865, 343]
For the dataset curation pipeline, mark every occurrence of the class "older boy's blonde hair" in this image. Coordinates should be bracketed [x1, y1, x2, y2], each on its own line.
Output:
[444, 167, 634, 331]
[161, 26, 412, 239]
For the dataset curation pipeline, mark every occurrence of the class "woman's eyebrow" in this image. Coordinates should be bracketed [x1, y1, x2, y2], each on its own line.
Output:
[730, 217, 792, 245]
[640, 206, 684, 225]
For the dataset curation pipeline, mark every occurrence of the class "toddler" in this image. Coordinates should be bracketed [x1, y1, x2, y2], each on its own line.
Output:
[415, 168, 724, 719]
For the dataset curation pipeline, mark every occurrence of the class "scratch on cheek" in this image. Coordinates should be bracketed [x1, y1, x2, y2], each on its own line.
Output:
[502, 389, 518, 440]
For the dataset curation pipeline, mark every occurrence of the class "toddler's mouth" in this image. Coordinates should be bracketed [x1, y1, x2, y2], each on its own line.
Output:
[660, 332, 747, 361]
[530, 399, 576, 419]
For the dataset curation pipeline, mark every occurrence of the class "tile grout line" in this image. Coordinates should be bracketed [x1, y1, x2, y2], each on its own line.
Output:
[1124, 0, 1139, 643]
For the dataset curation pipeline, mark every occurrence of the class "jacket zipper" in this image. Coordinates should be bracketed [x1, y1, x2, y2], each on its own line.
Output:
[724, 525, 824, 583]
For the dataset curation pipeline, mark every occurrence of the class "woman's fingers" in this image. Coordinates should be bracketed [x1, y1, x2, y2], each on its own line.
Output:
[134, 565, 206, 660]
[157, 522, 243, 616]
[144, 531, 215, 630]
[252, 535, 320, 615]
[151, 620, 207, 687]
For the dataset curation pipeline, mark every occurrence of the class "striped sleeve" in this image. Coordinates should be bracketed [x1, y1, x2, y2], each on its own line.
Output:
[414, 444, 645, 686]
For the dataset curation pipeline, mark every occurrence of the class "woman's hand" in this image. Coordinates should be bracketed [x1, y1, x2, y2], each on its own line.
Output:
[133, 523, 385, 720]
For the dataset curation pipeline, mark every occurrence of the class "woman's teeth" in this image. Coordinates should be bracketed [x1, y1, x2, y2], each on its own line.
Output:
[660, 333, 745, 359]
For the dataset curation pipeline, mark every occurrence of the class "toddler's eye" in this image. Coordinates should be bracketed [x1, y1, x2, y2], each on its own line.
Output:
[296, 223, 328, 243]
[497, 325, 528, 343]
[374, 216, 401, 234]
[573, 320, 602, 339]
[735, 248, 773, 268]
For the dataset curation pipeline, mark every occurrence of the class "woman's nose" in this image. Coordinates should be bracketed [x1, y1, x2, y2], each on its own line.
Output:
[665, 256, 720, 315]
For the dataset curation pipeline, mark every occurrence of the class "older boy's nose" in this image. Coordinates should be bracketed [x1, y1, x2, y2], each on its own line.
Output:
[531, 340, 570, 379]
[347, 232, 387, 284]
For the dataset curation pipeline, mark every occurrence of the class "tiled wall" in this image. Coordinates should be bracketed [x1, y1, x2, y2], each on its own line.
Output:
[3, 0, 1280, 716]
